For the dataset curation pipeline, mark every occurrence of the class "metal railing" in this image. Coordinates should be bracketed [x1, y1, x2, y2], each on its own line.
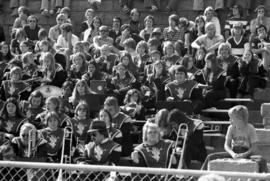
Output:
[0, 161, 269, 181]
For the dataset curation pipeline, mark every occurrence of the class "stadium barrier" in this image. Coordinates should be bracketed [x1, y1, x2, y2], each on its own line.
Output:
[0, 161, 269, 181]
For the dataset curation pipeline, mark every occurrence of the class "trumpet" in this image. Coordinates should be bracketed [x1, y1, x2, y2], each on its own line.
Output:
[56, 126, 73, 181]
[28, 129, 37, 158]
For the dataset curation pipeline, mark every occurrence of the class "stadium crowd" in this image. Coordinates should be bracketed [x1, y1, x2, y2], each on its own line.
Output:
[0, 0, 269, 180]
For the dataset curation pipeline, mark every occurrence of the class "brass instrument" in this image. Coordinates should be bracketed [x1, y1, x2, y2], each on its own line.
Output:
[56, 126, 73, 181]
[167, 123, 189, 169]
[27, 129, 37, 157]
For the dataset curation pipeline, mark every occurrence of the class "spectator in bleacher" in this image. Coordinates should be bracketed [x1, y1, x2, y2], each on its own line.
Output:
[35, 29, 55, 54]
[163, 14, 180, 44]
[162, 41, 180, 70]
[109, 16, 122, 43]
[167, 109, 207, 168]
[93, 26, 114, 52]
[23, 15, 41, 42]
[121, 89, 145, 120]
[0, 42, 14, 63]
[69, 52, 88, 80]
[217, 43, 240, 98]
[238, 49, 267, 98]
[250, 24, 270, 59]
[224, 4, 250, 40]
[201, 105, 268, 172]
[190, 15, 205, 45]
[194, 47, 206, 69]
[122, 38, 138, 61]
[250, 5, 270, 35]
[119, 0, 133, 14]
[191, 22, 224, 54]
[10, 0, 27, 17]
[12, 6, 29, 35]
[195, 53, 227, 108]
[49, 13, 67, 43]
[80, 8, 95, 38]
[0, 97, 25, 138]
[129, 8, 141, 35]
[181, 55, 199, 76]
[134, 40, 150, 78]
[55, 23, 79, 59]
[203, 6, 221, 35]
[227, 22, 249, 57]
[83, 16, 101, 44]
[104, 96, 133, 157]
[118, 51, 138, 77]
[139, 15, 154, 42]
[146, 60, 169, 101]
[59, 7, 71, 23]
[115, 24, 142, 50]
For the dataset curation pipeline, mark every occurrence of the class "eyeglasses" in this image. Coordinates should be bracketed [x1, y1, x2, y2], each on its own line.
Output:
[29, 20, 36, 23]
[91, 133, 97, 137]
[258, 10, 265, 13]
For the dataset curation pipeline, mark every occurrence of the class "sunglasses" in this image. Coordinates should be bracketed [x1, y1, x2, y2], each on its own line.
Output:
[29, 20, 36, 23]
[91, 133, 97, 137]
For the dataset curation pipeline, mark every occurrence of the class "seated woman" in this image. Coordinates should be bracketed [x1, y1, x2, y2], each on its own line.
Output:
[217, 43, 240, 98]
[146, 60, 170, 101]
[0, 98, 26, 139]
[35, 52, 67, 88]
[167, 109, 207, 168]
[194, 53, 227, 108]
[69, 52, 88, 80]
[82, 60, 106, 87]
[201, 105, 268, 173]
[39, 111, 64, 162]
[238, 49, 267, 98]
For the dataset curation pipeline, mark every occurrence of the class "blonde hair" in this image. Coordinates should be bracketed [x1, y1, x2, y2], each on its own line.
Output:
[228, 105, 249, 124]
[142, 122, 160, 142]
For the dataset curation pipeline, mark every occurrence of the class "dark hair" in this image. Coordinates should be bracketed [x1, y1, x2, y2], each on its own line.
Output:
[113, 16, 122, 25]
[168, 14, 179, 26]
[0, 42, 13, 62]
[60, 23, 73, 32]
[27, 15, 38, 23]
[90, 16, 102, 30]
[256, 24, 267, 35]
[0, 97, 25, 119]
[75, 101, 90, 119]
[28, 90, 44, 108]
[167, 109, 191, 125]
[144, 15, 155, 26]
[104, 96, 119, 108]
[99, 108, 112, 124]
[38, 29, 48, 40]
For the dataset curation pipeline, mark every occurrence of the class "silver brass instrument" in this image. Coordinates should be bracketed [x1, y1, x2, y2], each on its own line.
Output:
[56, 126, 73, 181]
[28, 129, 37, 157]
[167, 123, 188, 169]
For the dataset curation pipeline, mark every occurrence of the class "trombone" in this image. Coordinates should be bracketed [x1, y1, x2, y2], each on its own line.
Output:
[28, 129, 37, 158]
[167, 123, 189, 170]
[56, 126, 73, 181]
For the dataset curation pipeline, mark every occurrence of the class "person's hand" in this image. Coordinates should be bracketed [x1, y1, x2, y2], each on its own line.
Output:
[131, 151, 139, 164]
[167, 97, 174, 101]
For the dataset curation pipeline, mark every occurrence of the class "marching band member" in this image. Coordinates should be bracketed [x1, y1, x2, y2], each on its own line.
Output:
[69, 101, 92, 146]
[167, 109, 207, 168]
[104, 96, 133, 157]
[0, 97, 25, 139]
[131, 122, 175, 181]
[39, 111, 64, 162]
[73, 120, 121, 180]
[98, 108, 122, 145]
[0, 66, 30, 101]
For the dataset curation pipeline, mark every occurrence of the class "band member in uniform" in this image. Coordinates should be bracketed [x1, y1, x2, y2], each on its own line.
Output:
[131, 122, 175, 181]
[104, 96, 133, 157]
[73, 120, 121, 180]
[39, 111, 64, 162]
[0, 66, 30, 101]
[69, 101, 92, 146]
[0, 97, 25, 139]
[165, 65, 203, 113]
[98, 108, 122, 145]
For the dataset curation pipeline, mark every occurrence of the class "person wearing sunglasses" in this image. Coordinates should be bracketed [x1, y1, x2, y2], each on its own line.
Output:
[23, 15, 41, 42]
[73, 120, 121, 180]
